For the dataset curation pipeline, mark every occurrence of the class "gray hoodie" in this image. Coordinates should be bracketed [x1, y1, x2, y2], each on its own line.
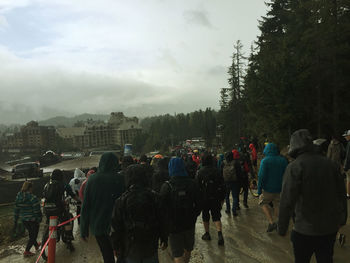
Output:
[278, 129, 347, 236]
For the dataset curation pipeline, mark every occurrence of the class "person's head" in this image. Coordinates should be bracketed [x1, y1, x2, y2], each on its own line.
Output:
[91, 167, 98, 173]
[263, 143, 279, 156]
[158, 157, 169, 171]
[288, 129, 314, 158]
[249, 143, 255, 150]
[232, 149, 240, 160]
[21, 181, 33, 193]
[342, 130, 350, 141]
[125, 164, 148, 188]
[168, 157, 188, 177]
[98, 152, 120, 173]
[224, 151, 233, 162]
[139, 154, 148, 164]
[202, 152, 213, 167]
[121, 155, 134, 170]
[51, 169, 63, 181]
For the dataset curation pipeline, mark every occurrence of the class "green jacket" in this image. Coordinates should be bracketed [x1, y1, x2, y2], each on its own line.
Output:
[80, 152, 125, 237]
[14, 191, 42, 223]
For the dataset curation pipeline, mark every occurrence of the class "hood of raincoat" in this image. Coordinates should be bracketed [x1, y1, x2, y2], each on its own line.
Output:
[97, 152, 120, 173]
[263, 143, 279, 156]
[232, 150, 240, 160]
[288, 129, 314, 158]
[249, 144, 255, 150]
[125, 164, 148, 187]
[74, 168, 85, 178]
[168, 157, 188, 177]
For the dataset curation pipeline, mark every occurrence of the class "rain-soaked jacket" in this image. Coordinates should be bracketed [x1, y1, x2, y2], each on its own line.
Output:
[257, 143, 288, 195]
[69, 168, 86, 194]
[278, 129, 348, 236]
[80, 152, 125, 237]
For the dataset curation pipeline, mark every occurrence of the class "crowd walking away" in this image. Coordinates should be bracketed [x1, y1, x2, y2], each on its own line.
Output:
[14, 128, 349, 263]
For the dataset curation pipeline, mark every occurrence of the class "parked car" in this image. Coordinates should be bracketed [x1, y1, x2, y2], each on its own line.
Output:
[12, 162, 43, 179]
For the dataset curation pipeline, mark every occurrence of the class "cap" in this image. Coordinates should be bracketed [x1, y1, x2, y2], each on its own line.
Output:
[342, 130, 350, 137]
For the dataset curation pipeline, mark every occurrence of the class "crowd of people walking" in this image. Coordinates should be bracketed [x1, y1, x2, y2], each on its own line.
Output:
[13, 128, 349, 263]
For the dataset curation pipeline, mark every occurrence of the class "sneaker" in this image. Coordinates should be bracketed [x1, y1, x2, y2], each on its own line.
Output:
[23, 251, 35, 257]
[243, 203, 249, 208]
[35, 242, 41, 251]
[202, 232, 211, 241]
[218, 234, 224, 246]
[339, 233, 346, 247]
[267, 223, 277, 232]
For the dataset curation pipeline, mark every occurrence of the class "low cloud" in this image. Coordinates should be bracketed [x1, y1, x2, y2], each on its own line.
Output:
[183, 10, 212, 28]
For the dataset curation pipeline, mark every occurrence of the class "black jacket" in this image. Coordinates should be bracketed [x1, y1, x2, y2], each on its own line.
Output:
[196, 166, 226, 202]
[279, 129, 347, 236]
[160, 176, 202, 233]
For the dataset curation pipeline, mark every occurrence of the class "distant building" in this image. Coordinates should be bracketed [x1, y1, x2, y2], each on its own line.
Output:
[2, 121, 56, 152]
[55, 112, 142, 150]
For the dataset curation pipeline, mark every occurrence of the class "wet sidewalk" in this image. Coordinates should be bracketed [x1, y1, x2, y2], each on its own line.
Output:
[1, 196, 349, 263]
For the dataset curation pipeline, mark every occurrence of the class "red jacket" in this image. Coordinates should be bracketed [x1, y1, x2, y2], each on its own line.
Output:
[249, 143, 257, 161]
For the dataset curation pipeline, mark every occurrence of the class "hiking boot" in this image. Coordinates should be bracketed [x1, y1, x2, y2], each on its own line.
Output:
[267, 223, 277, 232]
[202, 232, 211, 241]
[218, 233, 224, 246]
[23, 251, 35, 257]
[339, 233, 346, 247]
[243, 203, 249, 208]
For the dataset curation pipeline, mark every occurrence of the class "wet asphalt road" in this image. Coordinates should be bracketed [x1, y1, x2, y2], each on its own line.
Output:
[1, 196, 349, 263]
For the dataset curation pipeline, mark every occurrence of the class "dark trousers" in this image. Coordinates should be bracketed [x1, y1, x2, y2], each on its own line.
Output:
[23, 221, 39, 251]
[239, 177, 249, 205]
[95, 235, 115, 263]
[225, 181, 239, 213]
[291, 230, 337, 263]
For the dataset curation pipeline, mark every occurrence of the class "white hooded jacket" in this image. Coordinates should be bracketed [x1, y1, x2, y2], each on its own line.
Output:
[69, 168, 86, 194]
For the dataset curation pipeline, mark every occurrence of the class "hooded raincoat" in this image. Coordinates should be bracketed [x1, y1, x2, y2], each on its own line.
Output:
[278, 129, 348, 236]
[69, 168, 86, 194]
[80, 153, 125, 237]
[257, 143, 288, 195]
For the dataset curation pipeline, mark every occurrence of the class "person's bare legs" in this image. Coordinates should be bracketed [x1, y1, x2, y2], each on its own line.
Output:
[203, 221, 210, 233]
[183, 250, 191, 263]
[262, 204, 273, 224]
[214, 221, 222, 232]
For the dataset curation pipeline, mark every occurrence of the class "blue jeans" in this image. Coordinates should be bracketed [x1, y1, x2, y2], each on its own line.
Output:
[225, 181, 239, 213]
[125, 253, 159, 263]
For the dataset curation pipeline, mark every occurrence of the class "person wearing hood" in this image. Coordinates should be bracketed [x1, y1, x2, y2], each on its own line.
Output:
[257, 143, 288, 232]
[111, 164, 168, 263]
[14, 181, 42, 257]
[81, 152, 125, 263]
[160, 157, 202, 263]
[278, 129, 348, 263]
[69, 168, 86, 224]
[152, 157, 170, 193]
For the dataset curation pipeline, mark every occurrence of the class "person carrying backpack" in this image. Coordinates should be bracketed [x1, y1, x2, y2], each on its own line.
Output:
[222, 151, 241, 216]
[111, 164, 168, 263]
[152, 157, 170, 193]
[197, 153, 226, 245]
[69, 168, 86, 225]
[42, 169, 78, 250]
[160, 157, 202, 263]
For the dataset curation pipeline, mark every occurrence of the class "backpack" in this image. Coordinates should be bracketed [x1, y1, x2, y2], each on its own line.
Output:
[43, 181, 64, 215]
[166, 180, 196, 231]
[223, 161, 237, 182]
[200, 168, 221, 200]
[122, 186, 159, 246]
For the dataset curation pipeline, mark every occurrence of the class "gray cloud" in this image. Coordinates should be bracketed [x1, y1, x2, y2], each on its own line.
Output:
[183, 10, 212, 28]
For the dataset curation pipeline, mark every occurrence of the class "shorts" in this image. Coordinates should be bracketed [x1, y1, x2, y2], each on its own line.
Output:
[202, 200, 222, 222]
[259, 191, 280, 206]
[169, 228, 195, 258]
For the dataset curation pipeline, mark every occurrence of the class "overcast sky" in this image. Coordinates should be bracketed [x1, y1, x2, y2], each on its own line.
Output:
[0, 0, 268, 124]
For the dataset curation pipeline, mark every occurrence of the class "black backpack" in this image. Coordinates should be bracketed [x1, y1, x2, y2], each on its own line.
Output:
[200, 168, 221, 200]
[122, 186, 159, 245]
[166, 179, 196, 230]
[43, 180, 64, 215]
